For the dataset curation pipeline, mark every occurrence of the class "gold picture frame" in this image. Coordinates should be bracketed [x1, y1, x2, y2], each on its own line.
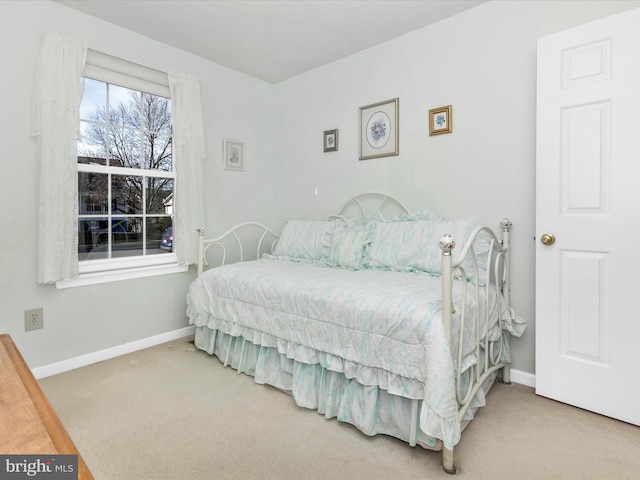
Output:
[359, 98, 399, 160]
[428, 105, 452, 136]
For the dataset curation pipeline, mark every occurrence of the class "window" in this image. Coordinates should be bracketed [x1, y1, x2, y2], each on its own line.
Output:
[77, 78, 174, 264]
[54, 51, 190, 288]
[34, 38, 202, 288]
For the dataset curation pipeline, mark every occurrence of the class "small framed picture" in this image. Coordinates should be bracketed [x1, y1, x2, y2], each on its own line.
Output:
[223, 139, 244, 171]
[359, 98, 399, 160]
[429, 105, 452, 136]
[323, 129, 339, 152]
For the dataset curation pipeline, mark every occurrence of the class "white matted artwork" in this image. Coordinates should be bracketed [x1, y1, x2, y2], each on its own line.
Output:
[359, 98, 399, 160]
[224, 139, 244, 171]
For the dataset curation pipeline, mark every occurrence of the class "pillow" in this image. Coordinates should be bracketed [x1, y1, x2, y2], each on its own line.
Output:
[272, 220, 335, 262]
[365, 218, 481, 278]
[327, 220, 369, 269]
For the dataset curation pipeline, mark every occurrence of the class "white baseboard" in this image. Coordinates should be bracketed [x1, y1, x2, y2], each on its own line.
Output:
[32, 326, 195, 380]
[510, 368, 536, 388]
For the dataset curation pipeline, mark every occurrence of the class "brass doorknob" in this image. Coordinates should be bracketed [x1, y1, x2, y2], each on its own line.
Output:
[541, 233, 556, 246]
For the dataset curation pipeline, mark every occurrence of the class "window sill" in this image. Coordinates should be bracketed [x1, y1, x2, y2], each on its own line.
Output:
[55, 263, 188, 289]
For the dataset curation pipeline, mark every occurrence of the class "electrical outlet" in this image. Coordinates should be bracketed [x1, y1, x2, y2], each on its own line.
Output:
[24, 308, 44, 331]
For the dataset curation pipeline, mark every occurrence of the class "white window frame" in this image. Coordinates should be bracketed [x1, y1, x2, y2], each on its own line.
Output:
[56, 51, 187, 289]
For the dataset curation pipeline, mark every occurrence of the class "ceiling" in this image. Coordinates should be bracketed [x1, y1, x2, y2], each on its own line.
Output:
[56, 0, 486, 84]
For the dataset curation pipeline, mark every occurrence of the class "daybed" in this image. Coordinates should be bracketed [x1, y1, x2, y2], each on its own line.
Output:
[186, 193, 526, 474]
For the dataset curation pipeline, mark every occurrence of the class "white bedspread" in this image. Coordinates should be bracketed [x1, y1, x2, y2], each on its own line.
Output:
[186, 257, 525, 448]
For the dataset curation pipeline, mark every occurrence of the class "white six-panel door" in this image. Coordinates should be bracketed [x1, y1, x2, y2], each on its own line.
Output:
[536, 7, 640, 426]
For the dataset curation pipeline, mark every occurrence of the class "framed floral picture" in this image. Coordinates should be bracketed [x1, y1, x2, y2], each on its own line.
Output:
[429, 105, 452, 136]
[323, 129, 338, 152]
[359, 98, 399, 160]
[224, 139, 244, 171]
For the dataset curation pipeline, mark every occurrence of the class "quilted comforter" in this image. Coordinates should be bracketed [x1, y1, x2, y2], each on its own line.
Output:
[186, 257, 525, 448]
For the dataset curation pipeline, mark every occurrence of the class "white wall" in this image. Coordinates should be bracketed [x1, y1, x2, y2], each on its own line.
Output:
[272, 0, 640, 374]
[0, 1, 275, 368]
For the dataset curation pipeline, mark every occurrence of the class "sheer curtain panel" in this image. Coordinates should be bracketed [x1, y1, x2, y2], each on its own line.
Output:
[32, 32, 87, 284]
[168, 72, 206, 265]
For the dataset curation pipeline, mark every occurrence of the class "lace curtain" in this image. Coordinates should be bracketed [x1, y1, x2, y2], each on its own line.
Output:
[32, 32, 87, 284]
[169, 72, 205, 266]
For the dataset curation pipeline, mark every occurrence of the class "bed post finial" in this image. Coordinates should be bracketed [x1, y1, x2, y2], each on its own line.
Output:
[197, 225, 205, 236]
[439, 234, 455, 255]
[501, 218, 512, 232]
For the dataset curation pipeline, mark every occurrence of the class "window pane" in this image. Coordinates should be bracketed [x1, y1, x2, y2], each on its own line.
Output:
[142, 93, 171, 133]
[78, 218, 109, 261]
[108, 127, 141, 168]
[78, 172, 108, 215]
[161, 97, 171, 129]
[144, 132, 172, 171]
[78, 122, 107, 165]
[111, 217, 143, 258]
[146, 178, 173, 214]
[109, 84, 140, 128]
[111, 175, 142, 215]
[141, 93, 172, 171]
[147, 217, 173, 255]
[80, 78, 106, 121]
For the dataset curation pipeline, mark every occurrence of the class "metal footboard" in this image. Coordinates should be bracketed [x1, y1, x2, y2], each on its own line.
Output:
[439, 218, 512, 474]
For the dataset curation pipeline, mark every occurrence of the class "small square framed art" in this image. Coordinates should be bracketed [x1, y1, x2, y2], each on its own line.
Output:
[428, 105, 452, 136]
[323, 129, 339, 152]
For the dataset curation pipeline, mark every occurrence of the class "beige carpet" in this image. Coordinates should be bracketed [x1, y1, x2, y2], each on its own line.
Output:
[38, 336, 640, 480]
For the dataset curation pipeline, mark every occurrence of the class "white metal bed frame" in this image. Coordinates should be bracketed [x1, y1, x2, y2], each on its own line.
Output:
[195, 193, 513, 474]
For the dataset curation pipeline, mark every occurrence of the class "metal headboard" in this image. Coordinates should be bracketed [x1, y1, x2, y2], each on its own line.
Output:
[330, 192, 410, 222]
[197, 193, 409, 274]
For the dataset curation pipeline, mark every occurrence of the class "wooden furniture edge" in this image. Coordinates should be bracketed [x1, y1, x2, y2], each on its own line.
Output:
[0, 334, 94, 479]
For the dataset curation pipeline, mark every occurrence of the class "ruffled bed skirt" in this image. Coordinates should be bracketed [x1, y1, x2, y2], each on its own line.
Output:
[194, 326, 493, 451]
